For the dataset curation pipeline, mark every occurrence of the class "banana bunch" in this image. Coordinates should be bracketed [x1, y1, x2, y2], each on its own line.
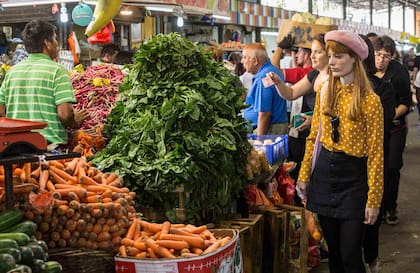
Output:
[85, 0, 122, 37]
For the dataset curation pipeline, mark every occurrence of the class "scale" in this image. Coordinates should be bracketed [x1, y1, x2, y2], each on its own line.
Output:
[0, 117, 48, 157]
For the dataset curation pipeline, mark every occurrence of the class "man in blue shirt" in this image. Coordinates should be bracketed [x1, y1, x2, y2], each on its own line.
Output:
[242, 43, 288, 135]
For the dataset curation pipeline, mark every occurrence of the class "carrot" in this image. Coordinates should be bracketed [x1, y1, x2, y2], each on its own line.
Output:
[13, 167, 22, 176]
[102, 197, 113, 203]
[145, 239, 175, 258]
[119, 245, 127, 257]
[31, 166, 40, 179]
[125, 218, 139, 240]
[133, 240, 147, 251]
[69, 200, 80, 210]
[57, 205, 69, 216]
[192, 247, 203, 255]
[54, 184, 79, 189]
[39, 169, 49, 190]
[189, 225, 207, 234]
[126, 246, 141, 256]
[202, 240, 222, 254]
[135, 252, 147, 258]
[219, 236, 231, 247]
[49, 160, 65, 169]
[67, 192, 80, 202]
[98, 231, 111, 242]
[171, 224, 186, 228]
[87, 202, 121, 210]
[139, 220, 162, 234]
[54, 199, 68, 207]
[86, 185, 109, 193]
[155, 240, 190, 250]
[86, 195, 103, 203]
[121, 238, 135, 247]
[160, 221, 171, 239]
[50, 166, 77, 183]
[79, 175, 100, 186]
[49, 169, 72, 185]
[147, 247, 157, 258]
[24, 163, 31, 182]
[160, 234, 205, 249]
[170, 228, 201, 237]
[181, 253, 199, 258]
[104, 173, 118, 185]
[55, 188, 87, 200]
[133, 225, 141, 241]
[108, 177, 124, 188]
[105, 185, 129, 193]
[65, 158, 79, 174]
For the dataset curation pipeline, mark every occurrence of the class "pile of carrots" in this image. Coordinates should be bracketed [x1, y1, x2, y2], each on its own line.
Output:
[2, 157, 136, 252]
[119, 219, 232, 259]
[70, 127, 106, 157]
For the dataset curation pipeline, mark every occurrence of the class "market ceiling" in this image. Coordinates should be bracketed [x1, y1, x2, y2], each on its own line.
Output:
[330, 0, 420, 10]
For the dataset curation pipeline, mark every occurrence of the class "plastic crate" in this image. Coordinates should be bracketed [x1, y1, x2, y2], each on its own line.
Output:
[248, 134, 288, 165]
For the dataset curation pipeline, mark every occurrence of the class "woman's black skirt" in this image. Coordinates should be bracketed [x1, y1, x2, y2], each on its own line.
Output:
[306, 146, 368, 220]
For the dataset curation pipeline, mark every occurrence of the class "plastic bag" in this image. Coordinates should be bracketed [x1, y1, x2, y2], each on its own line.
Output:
[87, 21, 114, 45]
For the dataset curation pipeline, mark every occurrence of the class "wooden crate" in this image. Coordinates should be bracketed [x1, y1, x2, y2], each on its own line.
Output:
[276, 204, 308, 273]
[228, 214, 264, 273]
[218, 221, 253, 273]
[254, 207, 289, 273]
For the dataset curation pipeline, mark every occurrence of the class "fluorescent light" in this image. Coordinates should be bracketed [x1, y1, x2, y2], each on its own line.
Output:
[120, 10, 133, 16]
[2, 0, 78, 7]
[261, 32, 279, 36]
[212, 14, 231, 21]
[177, 16, 184, 27]
[146, 6, 174, 13]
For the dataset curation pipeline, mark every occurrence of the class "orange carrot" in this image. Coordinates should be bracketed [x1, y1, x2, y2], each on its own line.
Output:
[160, 221, 171, 239]
[181, 253, 199, 258]
[135, 252, 147, 258]
[86, 195, 103, 203]
[155, 240, 190, 250]
[49, 160, 65, 169]
[31, 166, 40, 179]
[79, 175, 100, 186]
[133, 240, 147, 251]
[65, 158, 79, 174]
[86, 185, 109, 193]
[49, 169, 72, 185]
[170, 228, 201, 237]
[119, 245, 127, 257]
[69, 200, 80, 210]
[189, 225, 207, 234]
[87, 202, 121, 210]
[46, 180, 55, 191]
[104, 173, 118, 185]
[108, 178, 124, 188]
[126, 246, 141, 256]
[192, 247, 203, 255]
[126, 218, 139, 240]
[53, 199, 68, 207]
[39, 169, 49, 190]
[139, 220, 162, 234]
[121, 238, 135, 247]
[145, 239, 175, 258]
[147, 247, 157, 258]
[202, 240, 222, 254]
[160, 234, 205, 249]
[133, 225, 141, 241]
[50, 166, 77, 183]
[219, 236, 231, 247]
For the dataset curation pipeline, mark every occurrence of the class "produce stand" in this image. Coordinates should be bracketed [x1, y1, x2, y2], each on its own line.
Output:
[0, 152, 80, 209]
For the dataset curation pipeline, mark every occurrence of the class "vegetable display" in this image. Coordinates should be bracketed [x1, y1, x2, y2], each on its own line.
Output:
[71, 64, 125, 130]
[93, 33, 251, 224]
[119, 219, 231, 259]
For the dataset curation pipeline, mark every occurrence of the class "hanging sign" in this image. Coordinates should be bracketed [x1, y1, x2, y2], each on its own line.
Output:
[72, 3, 93, 26]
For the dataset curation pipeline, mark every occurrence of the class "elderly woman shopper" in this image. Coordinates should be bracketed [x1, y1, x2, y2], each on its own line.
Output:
[297, 30, 384, 273]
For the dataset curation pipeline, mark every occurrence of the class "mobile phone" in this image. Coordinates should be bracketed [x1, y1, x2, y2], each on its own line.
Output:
[292, 111, 313, 128]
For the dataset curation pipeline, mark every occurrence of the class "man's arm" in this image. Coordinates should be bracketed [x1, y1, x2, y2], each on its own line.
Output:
[257, 112, 271, 135]
[0, 104, 5, 117]
[57, 103, 89, 129]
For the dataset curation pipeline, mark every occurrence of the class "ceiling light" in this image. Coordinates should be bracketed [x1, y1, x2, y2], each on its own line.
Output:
[261, 32, 279, 36]
[212, 14, 231, 21]
[177, 16, 184, 27]
[2, 0, 78, 7]
[146, 6, 174, 13]
[120, 10, 133, 16]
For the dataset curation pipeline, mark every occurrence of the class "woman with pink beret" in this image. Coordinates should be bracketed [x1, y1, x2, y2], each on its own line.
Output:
[296, 30, 384, 273]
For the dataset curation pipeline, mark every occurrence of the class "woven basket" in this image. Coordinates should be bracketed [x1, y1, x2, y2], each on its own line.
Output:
[48, 248, 115, 273]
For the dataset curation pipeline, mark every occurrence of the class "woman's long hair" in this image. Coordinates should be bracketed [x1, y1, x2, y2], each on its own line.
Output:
[323, 40, 373, 121]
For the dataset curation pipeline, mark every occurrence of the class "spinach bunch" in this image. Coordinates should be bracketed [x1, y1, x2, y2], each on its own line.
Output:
[93, 33, 251, 224]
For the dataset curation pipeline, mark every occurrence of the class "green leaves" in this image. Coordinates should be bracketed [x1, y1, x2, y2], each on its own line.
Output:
[93, 33, 251, 224]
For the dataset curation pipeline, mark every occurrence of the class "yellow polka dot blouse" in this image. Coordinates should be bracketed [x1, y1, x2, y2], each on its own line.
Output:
[298, 81, 384, 208]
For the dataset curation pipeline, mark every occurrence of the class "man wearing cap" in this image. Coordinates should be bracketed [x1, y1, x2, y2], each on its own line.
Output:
[242, 43, 288, 135]
[372, 36, 411, 226]
[297, 30, 384, 273]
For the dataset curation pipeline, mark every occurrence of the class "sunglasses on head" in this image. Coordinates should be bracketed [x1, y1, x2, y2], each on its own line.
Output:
[331, 115, 340, 143]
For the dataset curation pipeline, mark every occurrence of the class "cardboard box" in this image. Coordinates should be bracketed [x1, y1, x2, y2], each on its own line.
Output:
[277, 19, 337, 49]
[114, 229, 243, 273]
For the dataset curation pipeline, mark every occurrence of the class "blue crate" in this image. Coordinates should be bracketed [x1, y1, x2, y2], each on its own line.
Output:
[248, 134, 288, 165]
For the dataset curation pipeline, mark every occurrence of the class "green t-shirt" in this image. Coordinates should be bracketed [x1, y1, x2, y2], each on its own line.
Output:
[0, 53, 76, 144]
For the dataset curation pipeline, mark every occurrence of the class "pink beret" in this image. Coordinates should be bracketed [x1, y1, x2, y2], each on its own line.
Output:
[324, 30, 369, 61]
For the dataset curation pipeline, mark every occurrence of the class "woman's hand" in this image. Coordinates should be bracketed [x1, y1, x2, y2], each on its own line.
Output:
[267, 72, 283, 86]
[296, 181, 307, 203]
[364, 207, 380, 225]
[296, 113, 312, 131]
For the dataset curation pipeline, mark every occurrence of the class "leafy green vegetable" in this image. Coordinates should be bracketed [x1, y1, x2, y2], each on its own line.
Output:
[93, 33, 251, 224]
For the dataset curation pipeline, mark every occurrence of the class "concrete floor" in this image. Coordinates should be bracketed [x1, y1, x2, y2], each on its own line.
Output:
[311, 111, 420, 273]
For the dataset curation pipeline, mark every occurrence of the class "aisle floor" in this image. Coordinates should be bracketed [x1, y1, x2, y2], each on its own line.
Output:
[311, 111, 420, 273]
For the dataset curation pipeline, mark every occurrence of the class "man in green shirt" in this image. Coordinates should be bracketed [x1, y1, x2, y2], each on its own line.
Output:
[0, 20, 89, 144]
